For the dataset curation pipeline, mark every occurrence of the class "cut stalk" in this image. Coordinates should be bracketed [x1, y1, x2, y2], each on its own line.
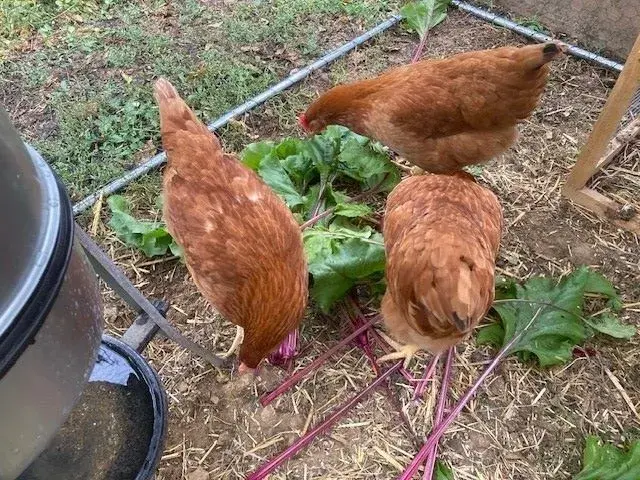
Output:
[348, 298, 422, 448]
[412, 353, 441, 401]
[346, 297, 380, 375]
[268, 329, 299, 370]
[422, 347, 453, 480]
[398, 308, 543, 479]
[248, 362, 402, 479]
[260, 316, 378, 407]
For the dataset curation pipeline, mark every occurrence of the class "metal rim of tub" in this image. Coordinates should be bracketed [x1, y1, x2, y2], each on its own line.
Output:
[101, 334, 168, 480]
[0, 150, 74, 379]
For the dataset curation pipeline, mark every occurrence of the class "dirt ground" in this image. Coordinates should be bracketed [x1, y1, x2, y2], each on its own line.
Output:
[81, 9, 640, 480]
[3, 2, 635, 478]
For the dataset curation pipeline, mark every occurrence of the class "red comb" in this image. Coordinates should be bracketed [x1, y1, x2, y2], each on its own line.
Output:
[298, 113, 310, 131]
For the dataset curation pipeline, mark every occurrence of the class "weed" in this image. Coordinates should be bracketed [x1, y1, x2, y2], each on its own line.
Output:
[2, 0, 398, 200]
[517, 16, 546, 33]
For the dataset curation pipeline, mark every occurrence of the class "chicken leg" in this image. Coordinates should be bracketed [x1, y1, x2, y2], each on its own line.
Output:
[376, 329, 421, 369]
[223, 325, 244, 358]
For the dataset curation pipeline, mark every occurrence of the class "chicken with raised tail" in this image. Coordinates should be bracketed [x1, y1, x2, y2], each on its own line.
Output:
[299, 43, 565, 173]
[377, 171, 503, 373]
[153, 78, 308, 375]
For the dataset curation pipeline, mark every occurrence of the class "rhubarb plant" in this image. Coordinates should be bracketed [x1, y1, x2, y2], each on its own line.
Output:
[242, 126, 399, 312]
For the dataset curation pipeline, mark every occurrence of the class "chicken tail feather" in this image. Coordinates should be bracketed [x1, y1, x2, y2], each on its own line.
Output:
[153, 77, 180, 102]
[520, 42, 567, 70]
[153, 77, 220, 167]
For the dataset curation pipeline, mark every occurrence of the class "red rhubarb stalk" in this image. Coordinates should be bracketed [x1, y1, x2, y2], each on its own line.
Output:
[412, 353, 441, 401]
[248, 362, 402, 480]
[260, 316, 378, 407]
[422, 348, 453, 480]
[268, 329, 299, 370]
[398, 309, 542, 479]
[411, 34, 428, 63]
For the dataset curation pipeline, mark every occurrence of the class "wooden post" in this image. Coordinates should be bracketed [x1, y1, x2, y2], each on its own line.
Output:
[563, 32, 640, 234]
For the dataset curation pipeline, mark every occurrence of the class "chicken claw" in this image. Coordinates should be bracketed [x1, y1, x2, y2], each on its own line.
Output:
[222, 326, 244, 358]
[409, 166, 426, 176]
[378, 344, 421, 369]
[376, 330, 421, 369]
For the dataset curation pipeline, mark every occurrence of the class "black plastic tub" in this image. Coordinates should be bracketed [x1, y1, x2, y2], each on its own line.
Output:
[20, 335, 168, 480]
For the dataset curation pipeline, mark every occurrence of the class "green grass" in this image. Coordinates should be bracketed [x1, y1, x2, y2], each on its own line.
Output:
[1, 0, 396, 201]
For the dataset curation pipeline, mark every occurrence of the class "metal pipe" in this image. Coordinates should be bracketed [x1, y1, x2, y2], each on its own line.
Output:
[451, 0, 624, 72]
[72, 14, 401, 215]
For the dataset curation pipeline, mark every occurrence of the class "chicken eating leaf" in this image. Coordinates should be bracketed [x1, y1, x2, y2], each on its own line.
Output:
[154, 78, 309, 375]
[300, 42, 566, 173]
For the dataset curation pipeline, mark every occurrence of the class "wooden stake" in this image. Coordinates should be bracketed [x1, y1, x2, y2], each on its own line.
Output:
[563, 32, 640, 234]
[565, 33, 640, 192]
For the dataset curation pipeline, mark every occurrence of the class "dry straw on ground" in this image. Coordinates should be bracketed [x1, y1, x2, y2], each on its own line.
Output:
[86, 10, 639, 480]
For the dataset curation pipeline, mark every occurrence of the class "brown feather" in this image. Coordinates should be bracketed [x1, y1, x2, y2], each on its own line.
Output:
[302, 43, 564, 173]
[154, 78, 308, 368]
[381, 172, 503, 354]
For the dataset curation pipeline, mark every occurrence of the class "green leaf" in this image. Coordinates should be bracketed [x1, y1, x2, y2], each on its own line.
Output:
[241, 141, 275, 170]
[574, 436, 640, 480]
[476, 323, 505, 349]
[435, 461, 454, 480]
[257, 155, 306, 209]
[107, 195, 181, 258]
[303, 224, 385, 312]
[488, 266, 627, 366]
[333, 202, 373, 218]
[337, 135, 400, 191]
[400, 0, 451, 41]
[583, 313, 636, 339]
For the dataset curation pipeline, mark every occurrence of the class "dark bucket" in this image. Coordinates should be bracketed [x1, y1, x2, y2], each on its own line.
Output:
[20, 335, 167, 480]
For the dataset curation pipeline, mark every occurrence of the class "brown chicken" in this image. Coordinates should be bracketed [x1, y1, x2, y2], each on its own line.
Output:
[377, 171, 503, 367]
[154, 78, 308, 374]
[299, 43, 565, 173]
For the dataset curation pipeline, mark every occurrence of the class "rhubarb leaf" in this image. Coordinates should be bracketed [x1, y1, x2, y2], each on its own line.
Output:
[107, 195, 182, 258]
[478, 267, 633, 366]
[401, 0, 451, 41]
[574, 436, 640, 480]
[304, 224, 385, 312]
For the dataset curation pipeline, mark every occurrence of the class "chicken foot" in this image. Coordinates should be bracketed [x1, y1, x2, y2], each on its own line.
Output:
[376, 330, 422, 369]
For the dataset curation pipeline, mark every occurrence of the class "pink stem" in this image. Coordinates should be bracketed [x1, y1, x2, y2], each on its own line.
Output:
[345, 298, 380, 375]
[412, 353, 441, 401]
[268, 329, 299, 369]
[422, 347, 454, 480]
[348, 299, 422, 447]
[397, 313, 537, 480]
[411, 33, 428, 63]
[259, 316, 378, 407]
[248, 362, 402, 479]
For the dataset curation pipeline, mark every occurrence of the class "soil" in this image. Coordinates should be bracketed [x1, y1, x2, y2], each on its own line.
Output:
[90, 11, 640, 480]
[9, 4, 640, 480]
[20, 352, 156, 480]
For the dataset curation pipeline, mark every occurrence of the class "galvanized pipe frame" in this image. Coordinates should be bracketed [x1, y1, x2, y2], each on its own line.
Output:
[72, 14, 402, 215]
[72, 1, 625, 215]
